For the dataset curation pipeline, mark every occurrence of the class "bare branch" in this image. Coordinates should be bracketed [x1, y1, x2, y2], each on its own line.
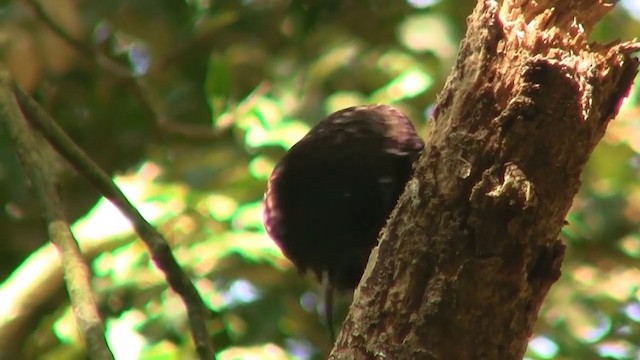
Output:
[11, 82, 217, 360]
[0, 232, 132, 351]
[0, 69, 113, 360]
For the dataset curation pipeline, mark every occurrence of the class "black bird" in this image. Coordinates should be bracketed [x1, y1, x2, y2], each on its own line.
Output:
[263, 104, 424, 338]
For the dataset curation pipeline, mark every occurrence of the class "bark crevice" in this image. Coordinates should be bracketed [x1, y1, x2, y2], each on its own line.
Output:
[330, 0, 640, 359]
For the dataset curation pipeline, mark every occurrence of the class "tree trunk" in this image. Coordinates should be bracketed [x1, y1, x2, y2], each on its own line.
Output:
[330, 0, 639, 359]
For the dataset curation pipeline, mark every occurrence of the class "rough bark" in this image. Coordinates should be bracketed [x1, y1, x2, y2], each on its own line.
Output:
[330, 0, 639, 359]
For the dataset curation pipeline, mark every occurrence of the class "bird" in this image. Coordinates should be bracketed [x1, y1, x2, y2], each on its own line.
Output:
[263, 104, 424, 339]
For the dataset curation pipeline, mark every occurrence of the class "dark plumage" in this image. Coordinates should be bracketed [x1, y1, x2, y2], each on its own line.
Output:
[263, 104, 424, 290]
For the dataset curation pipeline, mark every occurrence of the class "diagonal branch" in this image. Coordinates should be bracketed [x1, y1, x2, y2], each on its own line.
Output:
[0, 69, 113, 360]
[11, 82, 217, 360]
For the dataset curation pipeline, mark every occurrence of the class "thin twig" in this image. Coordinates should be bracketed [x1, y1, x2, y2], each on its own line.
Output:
[24, 0, 225, 140]
[0, 69, 113, 360]
[12, 83, 217, 360]
[25, 0, 163, 118]
[24, 0, 131, 78]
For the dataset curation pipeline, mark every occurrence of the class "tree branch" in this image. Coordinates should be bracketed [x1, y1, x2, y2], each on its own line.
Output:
[331, 0, 639, 358]
[0, 70, 113, 360]
[11, 83, 217, 360]
[0, 231, 132, 352]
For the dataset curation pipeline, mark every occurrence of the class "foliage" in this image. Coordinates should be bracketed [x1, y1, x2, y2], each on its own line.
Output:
[0, 0, 639, 359]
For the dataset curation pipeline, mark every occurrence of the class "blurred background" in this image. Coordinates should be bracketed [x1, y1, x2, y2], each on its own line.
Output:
[0, 0, 638, 359]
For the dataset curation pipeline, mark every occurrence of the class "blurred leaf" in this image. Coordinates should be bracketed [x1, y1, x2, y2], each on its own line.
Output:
[245, 119, 310, 150]
[370, 67, 433, 103]
[206, 53, 233, 119]
[201, 194, 239, 222]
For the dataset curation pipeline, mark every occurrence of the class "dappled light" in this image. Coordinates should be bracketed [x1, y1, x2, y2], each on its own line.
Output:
[0, 0, 638, 359]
